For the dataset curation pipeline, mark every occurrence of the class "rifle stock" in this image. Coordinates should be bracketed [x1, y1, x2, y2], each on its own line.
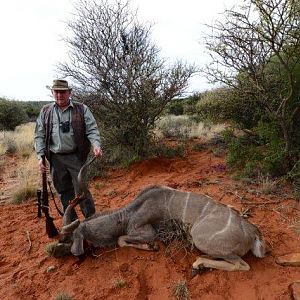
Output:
[41, 156, 58, 238]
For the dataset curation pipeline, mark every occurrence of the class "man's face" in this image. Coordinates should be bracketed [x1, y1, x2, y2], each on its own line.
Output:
[52, 90, 71, 108]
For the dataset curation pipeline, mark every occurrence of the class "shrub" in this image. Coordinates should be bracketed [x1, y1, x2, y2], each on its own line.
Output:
[155, 143, 186, 159]
[165, 99, 185, 115]
[223, 119, 291, 178]
[0, 99, 29, 130]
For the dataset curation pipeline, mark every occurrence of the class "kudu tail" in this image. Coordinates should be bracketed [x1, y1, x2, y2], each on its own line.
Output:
[251, 233, 267, 258]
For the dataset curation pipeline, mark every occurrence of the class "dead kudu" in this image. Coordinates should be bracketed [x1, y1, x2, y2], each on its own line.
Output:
[55, 162, 267, 272]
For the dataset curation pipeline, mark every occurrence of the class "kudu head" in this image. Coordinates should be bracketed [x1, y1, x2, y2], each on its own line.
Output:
[52, 156, 96, 257]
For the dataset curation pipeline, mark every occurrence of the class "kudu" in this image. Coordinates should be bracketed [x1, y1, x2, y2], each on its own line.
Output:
[54, 159, 267, 272]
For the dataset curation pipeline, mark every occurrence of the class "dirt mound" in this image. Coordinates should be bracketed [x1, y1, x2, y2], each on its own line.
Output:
[0, 148, 299, 299]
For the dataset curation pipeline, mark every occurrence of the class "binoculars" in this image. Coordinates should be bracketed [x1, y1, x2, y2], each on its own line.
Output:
[59, 121, 70, 133]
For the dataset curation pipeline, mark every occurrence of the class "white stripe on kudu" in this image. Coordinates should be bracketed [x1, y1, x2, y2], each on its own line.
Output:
[208, 210, 232, 241]
[182, 192, 190, 223]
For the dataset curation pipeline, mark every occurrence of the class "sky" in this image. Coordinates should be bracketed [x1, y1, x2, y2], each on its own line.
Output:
[0, 0, 241, 102]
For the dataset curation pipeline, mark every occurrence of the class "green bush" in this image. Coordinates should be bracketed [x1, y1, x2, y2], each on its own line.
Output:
[155, 143, 186, 159]
[23, 102, 42, 120]
[165, 99, 185, 115]
[223, 120, 290, 178]
[0, 99, 29, 130]
[164, 93, 201, 116]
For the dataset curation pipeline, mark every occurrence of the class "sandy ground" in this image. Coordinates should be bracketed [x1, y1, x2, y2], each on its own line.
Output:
[0, 145, 300, 300]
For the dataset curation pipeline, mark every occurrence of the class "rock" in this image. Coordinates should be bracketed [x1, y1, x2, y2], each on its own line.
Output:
[46, 265, 57, 273]
[289, 282, 300, 300]
[276, 253, 300, 267]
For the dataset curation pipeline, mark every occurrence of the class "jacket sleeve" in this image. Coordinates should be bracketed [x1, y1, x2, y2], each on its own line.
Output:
[83, 105, 101, 148]
[34, 111, 46, 160]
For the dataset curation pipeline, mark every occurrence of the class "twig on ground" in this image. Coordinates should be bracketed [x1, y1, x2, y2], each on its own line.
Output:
[218, 193, 226, 202]
[241, 200, 283, 205]
[227, 189, 283, 205]
[92, 246, 119, 258]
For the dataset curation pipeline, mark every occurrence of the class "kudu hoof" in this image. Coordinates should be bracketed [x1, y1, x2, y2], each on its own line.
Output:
[72, 255, 86, 268]
[152, 243, 160, 252]
[191, 265, 207, 277]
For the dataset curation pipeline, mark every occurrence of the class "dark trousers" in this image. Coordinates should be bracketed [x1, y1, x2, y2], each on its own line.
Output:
[50, 152, 95, 221]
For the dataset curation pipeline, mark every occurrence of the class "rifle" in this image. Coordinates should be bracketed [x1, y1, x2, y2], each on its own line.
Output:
[41, 156, 58, 238]
[48, 180, 64, 217]
[36, 189, 42, 218]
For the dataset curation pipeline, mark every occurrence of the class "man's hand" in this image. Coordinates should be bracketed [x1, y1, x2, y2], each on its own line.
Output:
[93, 146, 103, 157]
[38, 159, 47, 173]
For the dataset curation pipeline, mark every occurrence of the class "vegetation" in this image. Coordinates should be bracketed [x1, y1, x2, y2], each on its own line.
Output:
[0, 98, 29, 131]
[58, 0, 195, 162]
[164, 93, 201, 116]
[11, 152, 38, 204]
[202, 0, 300, 186]
[0, 123, 35, 157]
[173, 280, 189, 300]
[45, 242, 59, 257]
[0, 124, 38, 203]
[0, 98, 42, 131]
[1, 0, 299, 198]
[54, 292, 74, 300]
[114, 277, 127, 289]
[156, 115, 227, 141]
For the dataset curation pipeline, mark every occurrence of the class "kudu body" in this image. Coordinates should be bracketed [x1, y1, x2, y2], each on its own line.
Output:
[58, 183, 267, 272]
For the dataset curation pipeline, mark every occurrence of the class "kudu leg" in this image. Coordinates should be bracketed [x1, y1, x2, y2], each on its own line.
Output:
[70, 230, 85, 256]
[118, 235, 158, 251]
[192, 255, 250, 273]
[118, 224, 158, 251]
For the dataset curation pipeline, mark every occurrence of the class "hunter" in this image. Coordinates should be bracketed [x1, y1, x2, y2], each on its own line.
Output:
[34, 79, 102, 221]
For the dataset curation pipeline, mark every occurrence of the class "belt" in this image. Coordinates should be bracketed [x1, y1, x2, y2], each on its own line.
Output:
[51, 151, 76, 156]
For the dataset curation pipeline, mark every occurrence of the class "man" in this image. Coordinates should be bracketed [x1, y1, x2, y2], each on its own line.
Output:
[34, 79, 102, 221]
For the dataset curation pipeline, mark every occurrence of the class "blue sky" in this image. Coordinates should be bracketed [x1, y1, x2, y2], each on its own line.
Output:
[0, 0, 240, 102]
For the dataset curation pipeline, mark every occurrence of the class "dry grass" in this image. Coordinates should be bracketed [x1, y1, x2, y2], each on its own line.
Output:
[0, 155, 5, 180]
[0, 133, 6, 155]
[45, 242, 60, 257]
[0, 124, 38, 204]
[173, 280, 189, 300]
[257, 173, 279, 195]
[54, 292, 74, 300]
[156, 219, 194, 258]
[155, 115, 227, 141]
[114, 277, 127, 288]
[11, 152, 39, 204]
[14, 123, 35, 157]
[0, 123, 35, 157]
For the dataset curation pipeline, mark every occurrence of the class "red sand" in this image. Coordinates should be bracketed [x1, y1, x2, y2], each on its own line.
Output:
[0, 148, 300, 299]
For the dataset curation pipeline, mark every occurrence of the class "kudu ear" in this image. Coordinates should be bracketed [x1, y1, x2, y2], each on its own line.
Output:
[61, 219, 80, 234]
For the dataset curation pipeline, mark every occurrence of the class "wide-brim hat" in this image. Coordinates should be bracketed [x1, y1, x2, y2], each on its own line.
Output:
[46, 79, 72, 91]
